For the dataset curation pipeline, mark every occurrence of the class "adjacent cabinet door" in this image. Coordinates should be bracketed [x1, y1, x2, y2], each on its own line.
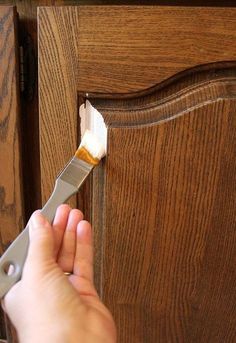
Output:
[0, 6, 23, 342]
[38, 6, 236, 342]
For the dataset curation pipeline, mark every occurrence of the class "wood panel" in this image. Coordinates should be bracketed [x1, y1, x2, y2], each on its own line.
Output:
[88, 69, 236, 342]
[0, 2, 235, 213]
[77, 6, 236, 93]
[38, 5, 236, 104]
[38, 7, 79, 207]
[38, 4, 236, 204]
[0, 6, 23, 342]
[38, 6, 236, 342]
[0, 0, 236, 216]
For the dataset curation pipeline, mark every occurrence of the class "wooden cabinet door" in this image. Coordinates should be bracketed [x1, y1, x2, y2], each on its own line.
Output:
[38, 6, 236, 342]
[0, 5, 23, 342]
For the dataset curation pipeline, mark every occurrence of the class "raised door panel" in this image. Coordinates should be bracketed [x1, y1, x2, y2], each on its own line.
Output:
[87, 69, 236, 342]
[38, 6, 236, 342]
[38, 6, 236, 207]
[0, 6, 23, 342]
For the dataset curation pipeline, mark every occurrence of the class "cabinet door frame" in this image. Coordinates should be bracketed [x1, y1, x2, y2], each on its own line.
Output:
[38, 6, 236, 342]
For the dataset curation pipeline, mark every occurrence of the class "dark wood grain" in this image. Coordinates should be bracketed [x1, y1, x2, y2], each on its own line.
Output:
[0, 6, 23, 342]
[0, 0, 235, 212]
[0, 5, 23, 252]
[0, 2, 234, 343]
[2, 0, 236, 6]
[0, 0, 235, 214]
[38, 6, 79, 209]
[38, 5, 236, 201]
[88, 70, 236, 342]
[38, 6, 236, 342]
[77, 6, 236, 93]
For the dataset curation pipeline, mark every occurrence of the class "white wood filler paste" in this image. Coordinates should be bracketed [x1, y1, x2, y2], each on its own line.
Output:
[79, 100, 107, 157]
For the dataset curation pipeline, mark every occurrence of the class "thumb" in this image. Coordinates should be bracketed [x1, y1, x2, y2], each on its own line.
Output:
[26, 211, 54, 265]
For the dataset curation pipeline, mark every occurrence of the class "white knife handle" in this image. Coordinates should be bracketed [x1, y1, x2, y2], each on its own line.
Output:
[0, 179, 78, 298]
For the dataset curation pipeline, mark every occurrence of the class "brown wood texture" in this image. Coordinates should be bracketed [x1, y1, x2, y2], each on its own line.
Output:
[2, 0, 235, 217]
[0, 0, 236, 212]
[38, 6, 236, 343]
[38, 7, 79, 209]
[0, 6, 23, 341]
[88, 68, 236, 342]
[38, 5, 236, 202]
[77, 6, 236, 94]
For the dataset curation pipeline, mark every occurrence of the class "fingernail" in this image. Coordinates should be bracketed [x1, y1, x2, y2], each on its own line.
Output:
[77, 223, 85, 237]
[77, 221, 91, 241]
[32, 211, 48, 227]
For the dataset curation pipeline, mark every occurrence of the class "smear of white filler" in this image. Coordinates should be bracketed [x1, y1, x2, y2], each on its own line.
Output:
[79, 100, 107, 158]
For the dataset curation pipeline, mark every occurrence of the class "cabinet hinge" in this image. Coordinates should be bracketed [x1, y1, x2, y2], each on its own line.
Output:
[19, 33, 36, 102]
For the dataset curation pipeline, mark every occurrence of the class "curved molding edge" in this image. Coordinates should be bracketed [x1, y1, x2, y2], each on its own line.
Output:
[79, 62, 236, 127]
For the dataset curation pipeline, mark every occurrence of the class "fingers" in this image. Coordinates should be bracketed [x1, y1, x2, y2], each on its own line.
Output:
[52, 204, 71, 256]
[27, 211, 54, 264]
[73, 221, 94, 283]
[57, 209, 83, 272]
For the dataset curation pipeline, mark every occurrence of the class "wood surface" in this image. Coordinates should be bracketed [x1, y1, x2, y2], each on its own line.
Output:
[38, 6, 79, 209]
[38, 5, 236, 342]
[3, 0, 236, 7]
[0, 6, 23, 341]
[0, 2, 234, 342]
[38, 5, 236, 204]
[77, 6, 236, 93]
[0, 0, 236, 214]
[89, 68, 236, 342]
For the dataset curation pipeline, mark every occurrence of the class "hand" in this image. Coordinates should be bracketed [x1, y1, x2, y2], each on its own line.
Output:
[2, 205, 116, 343]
